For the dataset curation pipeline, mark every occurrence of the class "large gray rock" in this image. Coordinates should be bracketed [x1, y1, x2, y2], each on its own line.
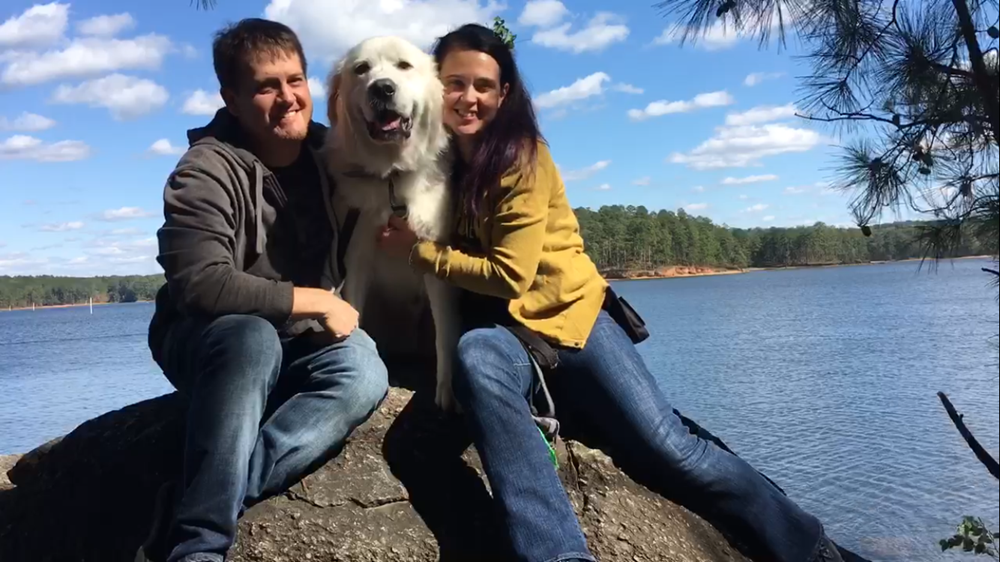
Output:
[0, 384, 750, 562]
[0, 455, 19, 489]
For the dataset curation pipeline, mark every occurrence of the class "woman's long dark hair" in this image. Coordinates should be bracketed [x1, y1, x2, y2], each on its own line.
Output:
[432, 23, 544, 224]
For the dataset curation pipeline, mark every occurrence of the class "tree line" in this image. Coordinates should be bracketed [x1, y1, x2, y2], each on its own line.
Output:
[1, 208, 995, 308]
[0, 275, 164, 310]
[574, 205, 995, 274]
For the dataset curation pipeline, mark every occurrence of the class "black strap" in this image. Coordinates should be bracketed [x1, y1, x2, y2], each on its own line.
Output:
[337, 207, 360, 279]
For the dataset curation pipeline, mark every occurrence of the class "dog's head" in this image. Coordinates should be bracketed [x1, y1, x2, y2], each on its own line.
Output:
[328, 36, 445, 154]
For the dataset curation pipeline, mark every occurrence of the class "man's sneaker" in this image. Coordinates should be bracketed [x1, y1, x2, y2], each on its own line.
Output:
[813, 536, 845, 562]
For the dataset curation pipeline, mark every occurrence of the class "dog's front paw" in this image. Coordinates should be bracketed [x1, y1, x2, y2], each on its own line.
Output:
[435, 381, 461, 414]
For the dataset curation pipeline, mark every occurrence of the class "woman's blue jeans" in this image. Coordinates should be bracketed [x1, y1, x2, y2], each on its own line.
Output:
[453, 309, 825, 562]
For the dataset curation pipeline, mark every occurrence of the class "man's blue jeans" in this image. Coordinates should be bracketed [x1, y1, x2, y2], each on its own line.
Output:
[153, 314, 389, 562]
[453, 310, 825, 562]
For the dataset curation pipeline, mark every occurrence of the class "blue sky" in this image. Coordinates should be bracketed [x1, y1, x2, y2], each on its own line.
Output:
[1, 0, 893, 277]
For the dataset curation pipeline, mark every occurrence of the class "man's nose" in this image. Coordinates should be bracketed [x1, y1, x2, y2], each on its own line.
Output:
[276, 81, 295, 104]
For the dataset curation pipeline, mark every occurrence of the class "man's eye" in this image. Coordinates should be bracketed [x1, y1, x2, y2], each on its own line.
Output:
[354, 62, 371, 75]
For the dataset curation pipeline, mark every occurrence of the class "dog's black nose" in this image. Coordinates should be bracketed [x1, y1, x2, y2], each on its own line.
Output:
[369, 79, 396, 101]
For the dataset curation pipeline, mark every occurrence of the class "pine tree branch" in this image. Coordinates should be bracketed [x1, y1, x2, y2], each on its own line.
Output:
[984, 268, 1000, 276]
[796, 109, 938, 129]
[937, 392, 1000, 480]
[950, 0, 1000, 139]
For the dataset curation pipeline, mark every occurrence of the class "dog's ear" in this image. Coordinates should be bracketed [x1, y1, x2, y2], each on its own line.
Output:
[326, 70, 342, 125]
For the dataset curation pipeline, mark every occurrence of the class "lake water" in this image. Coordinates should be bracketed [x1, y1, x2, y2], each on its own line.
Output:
[1, 259, 998, 561]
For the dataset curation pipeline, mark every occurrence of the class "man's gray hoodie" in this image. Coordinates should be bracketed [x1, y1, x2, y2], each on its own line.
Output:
[148, 108, 342, 364]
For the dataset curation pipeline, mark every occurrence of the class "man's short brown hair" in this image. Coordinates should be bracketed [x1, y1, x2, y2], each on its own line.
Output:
[212, 18, 308, 91]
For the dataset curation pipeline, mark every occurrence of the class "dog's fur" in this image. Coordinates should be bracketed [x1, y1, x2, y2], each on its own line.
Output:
[322, 36, 460, 411]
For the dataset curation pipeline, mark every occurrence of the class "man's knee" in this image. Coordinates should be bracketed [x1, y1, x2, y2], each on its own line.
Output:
[319, 329, 390, 417]
[199, 315, 283, 386]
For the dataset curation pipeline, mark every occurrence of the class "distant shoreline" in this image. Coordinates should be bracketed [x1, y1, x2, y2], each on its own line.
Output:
[604, 255, 995, 281]
[1, 300, 153, 313]
[603, 266, 746, 280]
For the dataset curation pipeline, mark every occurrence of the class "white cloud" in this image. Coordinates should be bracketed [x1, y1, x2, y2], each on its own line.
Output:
[741, 203, 770, 213]
[518, 0, 569, 27]
[51, 74, 169, 120]
[148, 139, 184, 156]
[308, 76, 327, 98]
[62, 235, 160, 275]
[38, 221, 84, 232]
[562, 159, 610, 181]
[784, 185, 809, 195]
[763, 215, 776, 222]
[0, 251, 49, 273]
[654, 21, 742, 51]
[693, 185, 706, 192]
[632, 176, 651, 186]
[627, 91, 734, 121]
[531, 12, 629, 53]
[110, 228, 142, 236]
[263, 0, 500, 63]
[655, 10, 791, 51]
[0, 2, 68, 49]
[725, 103, 798, 126]
[722, 174, 779, 185]
[668, 123, 822, 170]
[535, 72, 610, 109]
[76, 13, 135, 37]
[1, 34, 173, 87]
[1, 134, 90, 162]
[744, 71, 784, 86]
[181, 89, 224, 115]
[0, 111, 56, 132]
[612, 82, 643, 94]
[99, 207, 155, 221]
[685, 203, 709, 211]
[594, 183, 612, 191]
[738, 194, 749, 200]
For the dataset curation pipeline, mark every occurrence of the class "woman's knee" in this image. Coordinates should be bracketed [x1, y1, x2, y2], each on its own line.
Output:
[453, 327, 529, 399]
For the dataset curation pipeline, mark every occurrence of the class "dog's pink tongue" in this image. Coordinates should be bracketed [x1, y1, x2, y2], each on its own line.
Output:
[381, 117, 401, 131]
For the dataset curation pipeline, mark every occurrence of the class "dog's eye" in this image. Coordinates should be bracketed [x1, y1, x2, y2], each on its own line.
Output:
[397, 61, 412, 70]
[354, 62, 371, 75]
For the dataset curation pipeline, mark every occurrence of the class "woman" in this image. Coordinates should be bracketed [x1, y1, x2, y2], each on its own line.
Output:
[377, 23, 845, 562]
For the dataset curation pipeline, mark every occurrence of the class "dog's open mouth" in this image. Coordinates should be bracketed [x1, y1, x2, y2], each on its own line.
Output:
[367, 108, 413, 142]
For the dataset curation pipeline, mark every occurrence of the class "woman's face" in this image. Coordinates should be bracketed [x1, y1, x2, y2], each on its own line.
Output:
[438, 48, 508, 139]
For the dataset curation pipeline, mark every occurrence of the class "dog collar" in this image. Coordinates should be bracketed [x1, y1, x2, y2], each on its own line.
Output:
[341, 168, 408, 218]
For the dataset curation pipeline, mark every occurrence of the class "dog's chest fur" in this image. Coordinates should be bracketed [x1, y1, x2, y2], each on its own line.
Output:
[333, 161, 452, 244]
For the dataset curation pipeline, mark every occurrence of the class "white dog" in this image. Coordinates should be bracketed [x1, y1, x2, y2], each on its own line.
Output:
[322, 36, 460, 412]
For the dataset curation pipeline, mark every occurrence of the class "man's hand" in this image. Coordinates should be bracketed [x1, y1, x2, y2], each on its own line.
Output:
[319, 294, 359, 338]
[292, 287, 359, 338]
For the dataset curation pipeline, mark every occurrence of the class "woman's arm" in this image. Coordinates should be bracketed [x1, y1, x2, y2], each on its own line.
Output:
[409, 148, 557, 300]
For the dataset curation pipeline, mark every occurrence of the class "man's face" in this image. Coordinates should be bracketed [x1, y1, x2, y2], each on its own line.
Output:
[223, 50, 312, 148]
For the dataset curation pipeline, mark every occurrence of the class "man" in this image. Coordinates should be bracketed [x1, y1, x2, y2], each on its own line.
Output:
[138, 18, 389, 562]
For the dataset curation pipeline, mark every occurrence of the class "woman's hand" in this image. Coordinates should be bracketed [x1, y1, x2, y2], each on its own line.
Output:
[377, 214, 419, 258]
